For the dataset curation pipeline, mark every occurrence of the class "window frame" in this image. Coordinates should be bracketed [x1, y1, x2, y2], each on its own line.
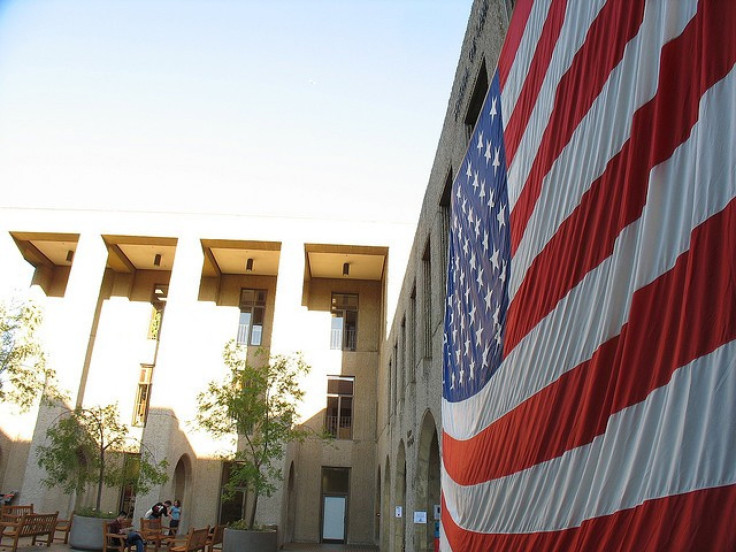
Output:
[132, 364, 153, 427]
[330, 293, 358, 352]
[325, 375, 355, 440]
[237, 288, 267, 346]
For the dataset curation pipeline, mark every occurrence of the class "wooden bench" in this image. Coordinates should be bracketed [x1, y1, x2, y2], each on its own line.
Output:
[53, 517, 72, 543]
[0, 511, 58, 552]
[0, 505, 34, 544]
[102, 519, 140, 552]
[168, 526, 210, 552]
[140, 518, 170, 552]
[205, 525, 224, 552]
[1, 504, 34, 520]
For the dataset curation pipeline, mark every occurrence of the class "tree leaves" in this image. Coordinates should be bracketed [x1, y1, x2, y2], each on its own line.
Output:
[36, 403, 168, 511]
[0, 298, 61, 411]
[195, 341, 316, 528]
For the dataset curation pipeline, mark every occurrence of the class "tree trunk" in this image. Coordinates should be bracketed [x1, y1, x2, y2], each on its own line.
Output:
[249, 493, 259, 530]
[96, 445, 105, 511]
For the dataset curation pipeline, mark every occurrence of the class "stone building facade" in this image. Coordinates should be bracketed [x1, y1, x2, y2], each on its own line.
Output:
[375, 1, 512, 550]
[0, 1, 512, 550]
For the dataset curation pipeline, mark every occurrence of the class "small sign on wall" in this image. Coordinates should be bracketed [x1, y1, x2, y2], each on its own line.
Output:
[433, 504, 441, 520]
[395, 506, 403, 518]
[414, 511, 427, 524]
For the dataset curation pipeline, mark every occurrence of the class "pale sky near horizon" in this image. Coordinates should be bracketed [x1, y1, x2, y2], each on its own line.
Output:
[0, 0, 472, 226]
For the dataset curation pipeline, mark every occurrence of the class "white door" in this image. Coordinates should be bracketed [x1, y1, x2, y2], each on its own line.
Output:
[322, 495, 346, 542]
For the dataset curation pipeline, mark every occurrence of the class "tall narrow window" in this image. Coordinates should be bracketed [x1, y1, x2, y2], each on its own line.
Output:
[422, 240, 432, 359]
[464, 60, 489, 141]
[133, 365, 153, 427]
[118, 453, 140, 516]
[392, 343, 398, 413]
[399, 317, 406, 402]
[387, 359, 393, 417]
[330, 293, 358, 351]
[326, 376, 354, 439]
[237, 289, 266, 346]
[440, 169, 453, 295]
[219, 462, 247, 525]
[148, 284, 168, 340]
[409, 287, 416, 382]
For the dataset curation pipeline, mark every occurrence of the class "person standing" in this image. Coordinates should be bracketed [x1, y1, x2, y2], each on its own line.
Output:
[168, 499, 181, 535]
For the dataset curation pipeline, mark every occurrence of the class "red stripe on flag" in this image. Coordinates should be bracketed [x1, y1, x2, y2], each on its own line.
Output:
[508, 0, 646, 254]
[505, 0, 736, 354]
[498, 0, 534, 87]
[502, 0, 568, 165]
[443, 485, 736, 552]
[444, 196, 736, 485]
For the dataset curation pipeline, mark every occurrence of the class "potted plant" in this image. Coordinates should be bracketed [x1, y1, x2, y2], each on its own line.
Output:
[196, 342, 321, 552]
[36, 403, 168, 551]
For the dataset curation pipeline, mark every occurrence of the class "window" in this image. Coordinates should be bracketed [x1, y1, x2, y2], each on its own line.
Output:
[400, 317, 406, 401]
[465, 60, 489, 140]
[326, 376, 354, 439]
[422, 240, 432, 359]
[118, 453, 140, 517]
[330, 293, 358, 351]
[133, 365, 153, 426]
[219, 462, 246, 525]
[148, 284, 167, 340]
[409, 287, 416, 382]
[237, 289, 266, 346]
[440, 168, 453, 293]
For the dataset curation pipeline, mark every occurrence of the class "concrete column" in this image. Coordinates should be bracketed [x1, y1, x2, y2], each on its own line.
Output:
[256, 240, 307, 527]
[270, 240, 307, 355]
[136, 234, 204, 520]
[21, 232, 109, 511]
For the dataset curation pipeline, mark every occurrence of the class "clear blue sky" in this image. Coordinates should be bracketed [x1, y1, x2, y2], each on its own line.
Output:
[0, 0, 472, 224]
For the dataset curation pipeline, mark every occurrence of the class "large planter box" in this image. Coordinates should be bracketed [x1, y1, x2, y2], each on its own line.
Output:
[69, 514, 107, 551]
[223, 528, 277, 552]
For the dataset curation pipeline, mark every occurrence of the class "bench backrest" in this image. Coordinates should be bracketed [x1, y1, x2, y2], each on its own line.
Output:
[141, 517, 163, 533]
[18, 512, 58, 536]
[207, 524, 225, 546]
[184, 526, 210, 551]
[1, 504, 33, 522]
[103, 519, 131, 551]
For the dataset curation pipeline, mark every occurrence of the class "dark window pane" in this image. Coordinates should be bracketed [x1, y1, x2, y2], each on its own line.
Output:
[322, 467, 350, 493]
[326, 396, 339, 437]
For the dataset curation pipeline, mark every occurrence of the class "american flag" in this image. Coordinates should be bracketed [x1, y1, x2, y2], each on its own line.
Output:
[441, 1, 736, 550]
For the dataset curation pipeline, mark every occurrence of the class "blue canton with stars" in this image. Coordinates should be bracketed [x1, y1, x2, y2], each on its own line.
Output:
[443, 72, 510, 403]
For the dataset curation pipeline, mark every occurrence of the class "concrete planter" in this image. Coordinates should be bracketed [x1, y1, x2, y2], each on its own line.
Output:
[223, 528, 277, 552]
[69, 514, 107, 551]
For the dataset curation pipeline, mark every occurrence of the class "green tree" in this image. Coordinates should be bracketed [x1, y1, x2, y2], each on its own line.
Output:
[196, 342, 316, 529]
[36, 403, 169, 512]
[0, 297, 57, 411]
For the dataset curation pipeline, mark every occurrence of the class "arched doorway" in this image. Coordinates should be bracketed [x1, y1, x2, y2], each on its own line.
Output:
[285, 462, 296, 544]
[415, 411, 441, 551]
[394, 442, 406, 552]
[172, 455, 192, 530]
